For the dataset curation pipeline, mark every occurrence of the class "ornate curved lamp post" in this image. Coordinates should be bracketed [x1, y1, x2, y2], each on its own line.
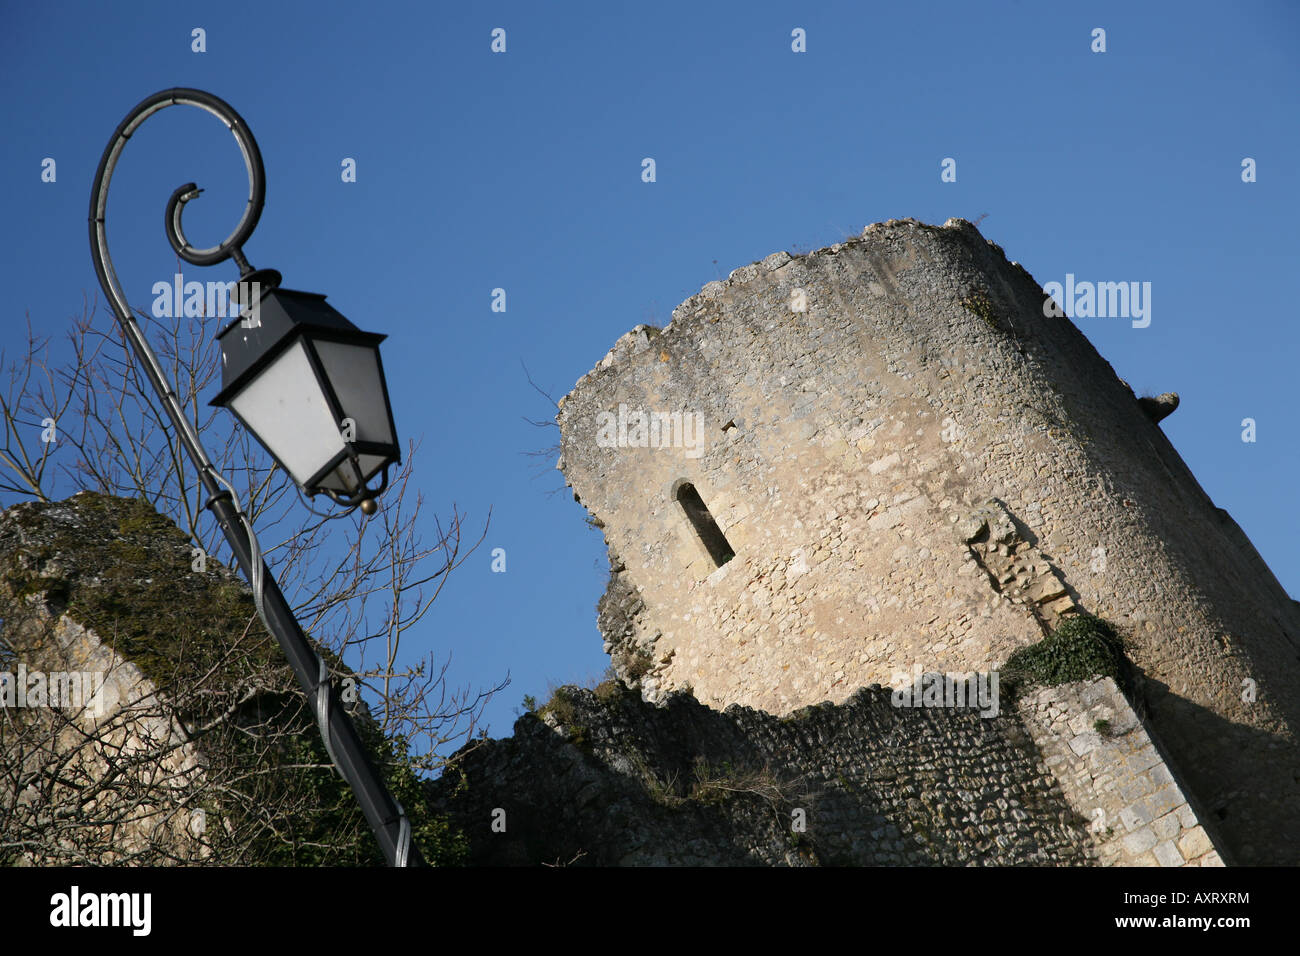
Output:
[89, 88, 420, 866]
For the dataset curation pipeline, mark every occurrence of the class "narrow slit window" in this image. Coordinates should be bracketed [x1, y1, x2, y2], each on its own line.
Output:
[675, 482, 735, 568]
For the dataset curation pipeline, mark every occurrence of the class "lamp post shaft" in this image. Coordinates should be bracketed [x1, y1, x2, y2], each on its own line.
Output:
[204, 486, 424, 867]
[88, 88, 423, 867]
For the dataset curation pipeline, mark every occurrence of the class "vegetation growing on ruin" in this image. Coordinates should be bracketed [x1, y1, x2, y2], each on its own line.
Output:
[622, 646, 654, 683]
[1001, 612, 1132, 696]
[536, 685, 590, 752]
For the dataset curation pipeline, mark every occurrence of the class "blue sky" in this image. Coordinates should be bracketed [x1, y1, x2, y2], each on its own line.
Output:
[2, 1, 1297, 751]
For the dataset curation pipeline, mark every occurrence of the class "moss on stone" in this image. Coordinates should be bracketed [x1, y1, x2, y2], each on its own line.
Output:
[0, 493, 278, 695]
[961, 287, 1004, 332]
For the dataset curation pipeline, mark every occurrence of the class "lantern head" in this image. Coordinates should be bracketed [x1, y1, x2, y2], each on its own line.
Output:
[210, 271, 400, 509]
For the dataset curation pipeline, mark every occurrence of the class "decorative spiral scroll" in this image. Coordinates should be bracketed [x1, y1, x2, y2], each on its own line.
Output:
[89, 87, 267, 319]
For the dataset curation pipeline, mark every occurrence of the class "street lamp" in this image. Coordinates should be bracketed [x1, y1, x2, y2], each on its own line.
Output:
[89, 88, 420, 865]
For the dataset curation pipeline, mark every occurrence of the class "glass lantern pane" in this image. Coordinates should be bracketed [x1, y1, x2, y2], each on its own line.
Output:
[312, 339, 395, 448]
[355, 453, 387, 478]
[229, 340, 346, 487]
[319, 456, 363, 494]
[317, 454, 388, 494]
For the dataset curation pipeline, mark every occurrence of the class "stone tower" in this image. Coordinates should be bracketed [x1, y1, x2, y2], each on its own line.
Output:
[556, 218, 1300, 865]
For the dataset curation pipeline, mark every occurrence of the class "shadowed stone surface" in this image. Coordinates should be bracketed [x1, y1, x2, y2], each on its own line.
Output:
[428, 684, 1096, 866]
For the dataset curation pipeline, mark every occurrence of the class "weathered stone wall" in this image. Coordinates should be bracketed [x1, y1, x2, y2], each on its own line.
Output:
[431, 683, 1098, 866]
[4, 604, 207, 864]
[0, 492, 397, 866]
[1021, 679, 1222, 867]
[429, 675, 1225, 867]
[0, 494, 223, 863]
[556, 218, 1300, 864]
